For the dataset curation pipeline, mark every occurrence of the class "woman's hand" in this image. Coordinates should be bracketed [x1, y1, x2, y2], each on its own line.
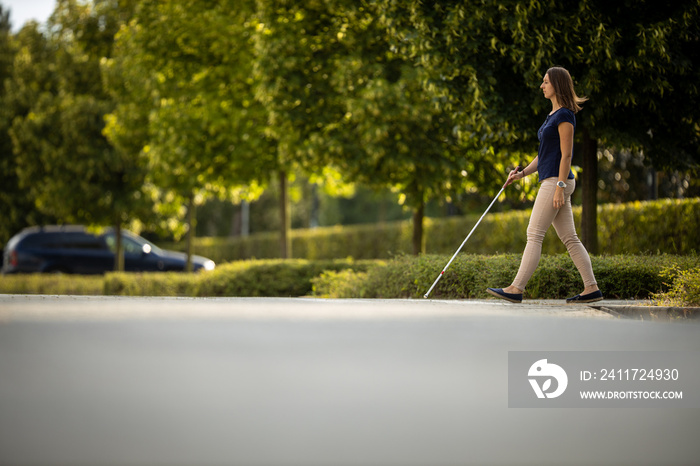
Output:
[553, 187, 565, 209]
[504, 168, 523, 187]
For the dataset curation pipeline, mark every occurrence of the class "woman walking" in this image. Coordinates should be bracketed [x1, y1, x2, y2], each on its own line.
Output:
[487, 66, 603, 304]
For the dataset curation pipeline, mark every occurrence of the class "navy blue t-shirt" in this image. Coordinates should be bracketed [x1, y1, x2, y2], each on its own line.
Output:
[537, 108, 576, 182]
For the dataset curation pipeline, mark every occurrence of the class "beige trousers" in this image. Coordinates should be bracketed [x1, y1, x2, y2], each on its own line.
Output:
[511, 177, 597, 291]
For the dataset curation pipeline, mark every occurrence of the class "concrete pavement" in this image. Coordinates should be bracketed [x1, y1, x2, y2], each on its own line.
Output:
[1, 295, 699, 465]
[0, 294, 622, 321]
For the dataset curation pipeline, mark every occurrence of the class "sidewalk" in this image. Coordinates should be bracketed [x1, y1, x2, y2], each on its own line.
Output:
[526, 298, 700, 322]
[2, 295, 697, 323]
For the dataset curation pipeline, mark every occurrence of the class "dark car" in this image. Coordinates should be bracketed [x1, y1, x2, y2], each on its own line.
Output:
[2, 225, 215, 274]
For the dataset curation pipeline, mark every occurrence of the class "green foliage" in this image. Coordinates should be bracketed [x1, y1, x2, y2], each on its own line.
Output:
[375, 0, 700, 170]
[196, 259, 373, 297]
[250, 1, 527, 255]
[311, 254, 700, 300]
[0, 6, 28, 246]
[3, 0, 145, 263]
[163, 221, 415, 262]
[0, 23, 61, 245]
[171, 198, 700, 261]
[597, 198, 700, 254]
[3, 255, 697, 302]
[103, 0, 271, 260]
[103, 271, 196, 297]
[312, 269, 371, 298]
[2, 0, 699, 259]
[0, 274, 104, 295]
[102, 259, 374, 297]
[654, 266, 700, 307]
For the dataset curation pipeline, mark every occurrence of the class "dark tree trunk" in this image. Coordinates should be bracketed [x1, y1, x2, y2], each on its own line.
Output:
[113, 218, 124, 272]
[581, 127, 599, 255]
[186, 196, 196, 272]
[648, 167, 659, 200]
[412, 198, 425, 255]
[279, 170, 291, 259]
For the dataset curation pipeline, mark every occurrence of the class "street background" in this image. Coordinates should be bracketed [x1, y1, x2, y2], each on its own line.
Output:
[1, 295, 698, 465]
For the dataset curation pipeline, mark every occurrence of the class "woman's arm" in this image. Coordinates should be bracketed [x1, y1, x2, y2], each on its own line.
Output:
[553, 121, 574, 208]
[557, 122, 574, 183]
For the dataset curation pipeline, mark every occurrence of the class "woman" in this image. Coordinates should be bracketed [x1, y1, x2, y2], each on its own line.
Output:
[487, 66, 603, 304]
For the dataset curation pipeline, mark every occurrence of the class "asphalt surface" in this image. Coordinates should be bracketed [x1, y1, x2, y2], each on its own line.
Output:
[1, 295, 699, 466]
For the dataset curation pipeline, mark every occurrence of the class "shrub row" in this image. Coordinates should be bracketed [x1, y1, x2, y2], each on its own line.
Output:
[0, 274, 104, 295]
[168, 198, 700, 262]
[311, 254, 700, 301]
[102, 259, 376, 297]
[2, 255, 697, 304]
[167, 224, 413, 264]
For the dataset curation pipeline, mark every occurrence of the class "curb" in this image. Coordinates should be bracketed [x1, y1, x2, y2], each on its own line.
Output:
[590, 305, 700, 322]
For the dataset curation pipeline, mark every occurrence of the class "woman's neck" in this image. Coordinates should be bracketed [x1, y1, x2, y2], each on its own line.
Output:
[550, 97, 561, 114]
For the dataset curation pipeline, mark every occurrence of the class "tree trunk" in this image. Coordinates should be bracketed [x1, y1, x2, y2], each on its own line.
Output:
[412, 198, 425, 255]
[279, 170, 291, 258]
[113, 218, 124, 272]
[581, 128, 599, 255]
[648, 168, 659, 200]
[310, 183, 320, 228]
[241, 200, 250, 236]
[186, 195, 195, 272]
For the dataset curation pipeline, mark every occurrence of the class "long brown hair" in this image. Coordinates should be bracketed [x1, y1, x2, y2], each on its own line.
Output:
[547, 66, 588, 114]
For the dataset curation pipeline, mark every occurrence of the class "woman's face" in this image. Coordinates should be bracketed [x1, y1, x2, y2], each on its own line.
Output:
[540, 74, 555, 100]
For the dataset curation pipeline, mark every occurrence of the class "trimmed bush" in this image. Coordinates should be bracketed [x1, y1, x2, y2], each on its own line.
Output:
[195, 259, 374, 297]
[2, 255, 697, 302]
[169, 198, 700, 262]
[597, 199, 700, 255]
[0, 274, 104, 295]
[169, 222, 413, 263]
[102, 259, 375, 297]
[311, 254, 700, 300]
[103, 272, 195, 297]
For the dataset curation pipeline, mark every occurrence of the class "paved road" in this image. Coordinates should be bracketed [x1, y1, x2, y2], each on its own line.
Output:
[1, 295, 699, 465]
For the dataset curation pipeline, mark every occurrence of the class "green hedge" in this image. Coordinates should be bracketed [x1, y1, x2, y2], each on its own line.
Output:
[311, 254, 700, 301]
[102, 259, 376, 297]
[0, 274, 104, 295]
[2, 255, 698, 304]
[170, 223, 413, 264]
[169, 198, 700, 262]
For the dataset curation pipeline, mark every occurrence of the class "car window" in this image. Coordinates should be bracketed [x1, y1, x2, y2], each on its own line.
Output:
[62, 232, 107, 250]
[20, 232, 64, 249]
[122, 237, 143, 254]
[103, 234, 144, 254]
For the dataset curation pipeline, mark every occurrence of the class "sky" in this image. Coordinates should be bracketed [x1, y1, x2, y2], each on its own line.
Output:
[2, 0, 57, 32]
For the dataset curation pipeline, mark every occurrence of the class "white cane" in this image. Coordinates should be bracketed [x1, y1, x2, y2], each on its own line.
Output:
[423, 167, 521, 299]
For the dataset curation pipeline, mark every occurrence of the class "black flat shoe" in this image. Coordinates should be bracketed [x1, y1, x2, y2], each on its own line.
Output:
[566, 290, 603, 304]
[487, 288, 523, 303]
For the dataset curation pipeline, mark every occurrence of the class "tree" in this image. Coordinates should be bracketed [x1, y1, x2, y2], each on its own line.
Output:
[375, 0, 700, 254]
[251, 0, 346, 257]
[252, 0, 520, 255]
[105, 0, 271, 268]
[6, 0, 142, 269]
[321, 3, 485, 255]
[0, 11, 62, 245]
